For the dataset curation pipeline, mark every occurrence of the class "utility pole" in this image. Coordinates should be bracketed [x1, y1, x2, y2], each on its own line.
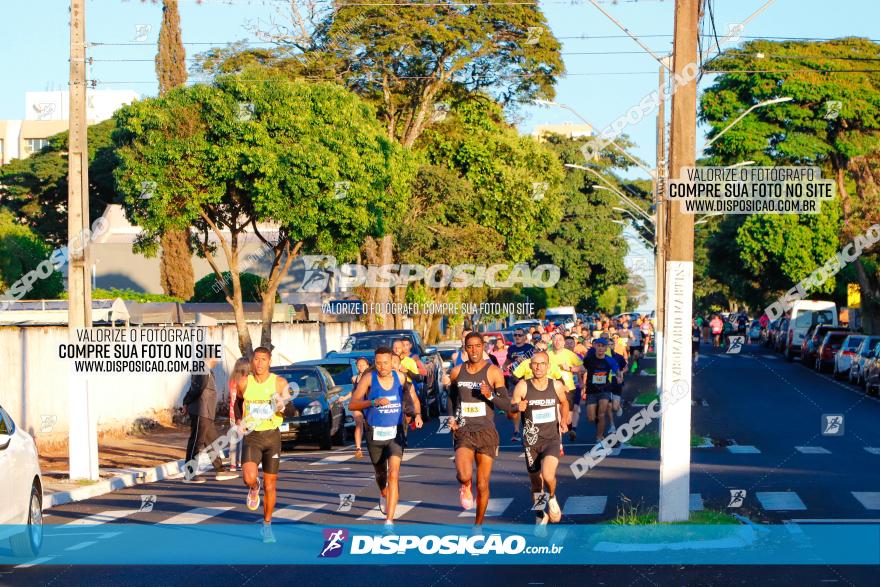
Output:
[68, 0, 98, 481]
[659, 0, 698, 522]
[654, 58, 668, 396]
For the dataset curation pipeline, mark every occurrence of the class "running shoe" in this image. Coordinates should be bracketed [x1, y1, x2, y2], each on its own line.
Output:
[616, 407, 623, 418]
[547, 495, 562, 523]
[355, 447, 364, 459]
[260, 522, 276, 544]
[246, 479, 262, 511]
[459, 482, 474, 510]
[511, 432, 521, 442]
[383, 520, 395, 535]
[534, 511, 549, 537]
[379, 493, 387, 515]
[182, 476, 206, 484]
[470, 525, 484, 537]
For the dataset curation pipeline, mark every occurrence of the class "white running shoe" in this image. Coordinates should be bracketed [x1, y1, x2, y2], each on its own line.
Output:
[616, 407, 624, 418]
[534, 512, 549, 537]
[547, 495, 562, 523]
[379, 494, 387, 515]
[260, 522, 276, 544]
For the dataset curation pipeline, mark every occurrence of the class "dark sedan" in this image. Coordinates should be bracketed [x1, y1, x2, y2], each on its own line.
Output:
[270, 366, 345, 450]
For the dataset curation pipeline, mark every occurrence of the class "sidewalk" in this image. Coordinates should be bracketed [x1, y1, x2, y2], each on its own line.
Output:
[40, 421, 232, 508]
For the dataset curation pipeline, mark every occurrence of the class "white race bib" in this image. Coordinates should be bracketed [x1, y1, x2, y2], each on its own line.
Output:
[461, 402, 486, 418]
[531, 406, 556, 424]
[248, 401, 274, 420]
[373, 426, 397, 441]
[592, 373, 608, 385]
[692, 335, 700, 342]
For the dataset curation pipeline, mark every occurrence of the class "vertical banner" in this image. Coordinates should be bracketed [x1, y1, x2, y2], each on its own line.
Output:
[659, 261, 693, 521]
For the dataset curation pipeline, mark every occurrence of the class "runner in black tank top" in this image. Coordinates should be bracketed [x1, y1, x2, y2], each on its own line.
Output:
[447, 332, 510, 527]
[511, 351, 570, 528]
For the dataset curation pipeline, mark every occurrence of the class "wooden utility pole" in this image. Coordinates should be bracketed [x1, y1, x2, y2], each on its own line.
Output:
[654, 58, 668, 395]
[658, 0, 698, 522]
[68, 0, 98, 481]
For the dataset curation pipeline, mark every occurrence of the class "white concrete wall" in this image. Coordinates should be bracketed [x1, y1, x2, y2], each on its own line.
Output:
[0, 321, 364, 445]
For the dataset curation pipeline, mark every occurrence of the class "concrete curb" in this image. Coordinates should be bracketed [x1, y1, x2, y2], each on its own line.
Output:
[45, 458, 190, 509]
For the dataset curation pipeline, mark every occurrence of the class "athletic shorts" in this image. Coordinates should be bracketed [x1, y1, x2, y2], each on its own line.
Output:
[586, 391, 613, 405]
[242, 429, 282, 475]
[611, 393, 621, 403]
[453, 426, 499, 458]
[568, 388, 581, 406]
[365, 423, 406, 467]
[523, 438, 561, 474]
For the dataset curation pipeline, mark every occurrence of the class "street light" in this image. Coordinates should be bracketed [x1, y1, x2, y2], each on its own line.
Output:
[565, 163, 655, 225]
[706, 97, 793, 147]
[534, 99, 655, 178]
[613, 207, 656, 235]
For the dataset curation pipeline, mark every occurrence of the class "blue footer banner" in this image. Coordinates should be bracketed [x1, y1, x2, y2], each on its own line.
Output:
[2, 523, 879, 565]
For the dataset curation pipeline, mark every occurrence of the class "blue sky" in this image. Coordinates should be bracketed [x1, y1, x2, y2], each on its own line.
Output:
[2, 0, 876, 309]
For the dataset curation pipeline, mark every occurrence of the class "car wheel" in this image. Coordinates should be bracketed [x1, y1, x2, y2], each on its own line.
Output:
[833, 365, 843, 380]
[10, 483, 42, 557]
[319, 419, 333, 450]
[785, 348, 794, 362]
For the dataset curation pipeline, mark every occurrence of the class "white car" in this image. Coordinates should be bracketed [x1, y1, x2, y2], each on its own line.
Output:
[833, 335, 864, 379]
[0, 404, 44, 557]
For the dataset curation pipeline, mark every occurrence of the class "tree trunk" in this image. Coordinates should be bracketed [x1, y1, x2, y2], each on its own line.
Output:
[159, 229, 194, 300]
[259, 239, 299, 350]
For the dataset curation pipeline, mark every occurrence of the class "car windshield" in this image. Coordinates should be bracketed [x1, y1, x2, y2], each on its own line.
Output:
[319, 363, 354, 385]
[826, 334, 847, 345]
[846, 337, 864, 349]
[341, 333, 415, 352]
[274, 369, 323, 398]
[794, 310, 834, 329]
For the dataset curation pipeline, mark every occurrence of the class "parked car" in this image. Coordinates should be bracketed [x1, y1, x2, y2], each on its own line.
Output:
[864, 342, 880, 396]
[327, 329, 443, 418]
[814, 331, 849, 373]
[545, 306, 578, 329]
[510, 319, 543, 332]
[784, 300, 838, 361]
[833, 335, 864, 379]
[271, 366, 346, 450]
[802, 325, 847, 366]
[291, 358, 360, 435]
[0, 404, 43, 557]
[849, 336, 880, 385]
[480, 331, 513, 346]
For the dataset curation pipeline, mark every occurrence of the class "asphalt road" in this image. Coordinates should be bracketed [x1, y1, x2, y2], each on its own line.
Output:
[3, 343, 880, 586]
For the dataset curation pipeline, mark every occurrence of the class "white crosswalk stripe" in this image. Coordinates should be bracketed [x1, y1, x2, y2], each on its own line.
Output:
[358, 500, 421, 521]
[562, 495, 607, 515]
[756, 492, 807, 511]
[65, 509, 139, 526]
[689, 493, 704, 511]
[864, 447, 880, 455]
[727, 445, 761, 454]
[402, 451, 422, 462]
[311, 453, 355, 465]
[458, 497, 513, 518]
[159, 507, 234, 524]
[273, 503, 325, 522]
[851, 492, 880, 510]
[795, 446, 831, 454]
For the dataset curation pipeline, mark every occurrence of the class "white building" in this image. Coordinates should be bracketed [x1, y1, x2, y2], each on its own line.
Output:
[0, 90, 139, 164]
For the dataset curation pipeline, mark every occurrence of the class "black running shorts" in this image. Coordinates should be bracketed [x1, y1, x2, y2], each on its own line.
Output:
[242, 429, 282, 475]
[365, 423, 406, 467]
[453, 426, 500, 457]
[523, 438, 561, 474]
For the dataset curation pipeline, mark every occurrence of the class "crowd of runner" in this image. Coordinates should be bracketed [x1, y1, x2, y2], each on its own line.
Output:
[184, 314, 658, 542]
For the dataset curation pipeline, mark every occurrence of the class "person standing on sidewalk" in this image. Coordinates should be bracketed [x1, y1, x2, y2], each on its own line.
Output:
[227, 357, 251, 473]
[182, 357, 239, 484]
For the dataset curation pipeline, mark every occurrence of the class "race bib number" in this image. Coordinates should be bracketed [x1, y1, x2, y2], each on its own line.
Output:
[531, 406, 556, 424]
[373, 426, 397, 441]
[461, 402, 486, 418]
[592, 373, 608, 385]
[248, 401, 274, 420]
[692, 335, 700, 342]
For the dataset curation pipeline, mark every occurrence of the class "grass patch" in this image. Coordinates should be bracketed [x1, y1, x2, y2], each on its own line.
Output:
[627, 430, 705, 448]
[610, 509, 739, 525]
[633, 392, 659, 405]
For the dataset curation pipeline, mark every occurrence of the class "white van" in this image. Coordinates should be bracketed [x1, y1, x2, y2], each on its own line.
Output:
[784, 300, 838, 361]
[545, 306, 578, 329]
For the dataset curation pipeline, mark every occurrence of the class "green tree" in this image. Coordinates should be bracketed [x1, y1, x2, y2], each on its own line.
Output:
[113, 71, 413, 355]
[0, 120, 118, 246]
[154, 0, 196, 301]
[701, 38, 880, 329]
[190, 271, 278, 303]
[0, 208, 64, 299]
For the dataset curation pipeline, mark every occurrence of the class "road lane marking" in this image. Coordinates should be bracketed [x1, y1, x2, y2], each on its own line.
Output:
[273, 503, 325, 522]
[562, 495, 607, 515]
[756, 492, 807, 511]
[402, 451, 422, 462]
[358, 500, 421, 521]
[795, 446, 831, 454]
[727, 445, 761, 454]
[458, 498, 513, 518]
[65, 509, 140, 526]
[158, 506, 234, 524]
[311, 453, 355, 465]
[851, 492, 880, 510]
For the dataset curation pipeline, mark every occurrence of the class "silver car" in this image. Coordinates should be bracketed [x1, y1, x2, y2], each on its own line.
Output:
[833, 335, 864, 379]
[849, 336, 880, 386]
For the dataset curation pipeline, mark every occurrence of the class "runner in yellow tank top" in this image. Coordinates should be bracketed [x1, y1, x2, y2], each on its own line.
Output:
[236, 346, 291, 543]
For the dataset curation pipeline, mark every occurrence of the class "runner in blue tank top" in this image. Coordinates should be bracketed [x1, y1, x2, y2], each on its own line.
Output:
[349, 346, 423, 530]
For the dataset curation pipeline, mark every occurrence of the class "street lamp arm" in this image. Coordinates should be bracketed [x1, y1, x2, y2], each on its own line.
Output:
[566, 163, 655, 225]
[706, 97, 793, 147]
